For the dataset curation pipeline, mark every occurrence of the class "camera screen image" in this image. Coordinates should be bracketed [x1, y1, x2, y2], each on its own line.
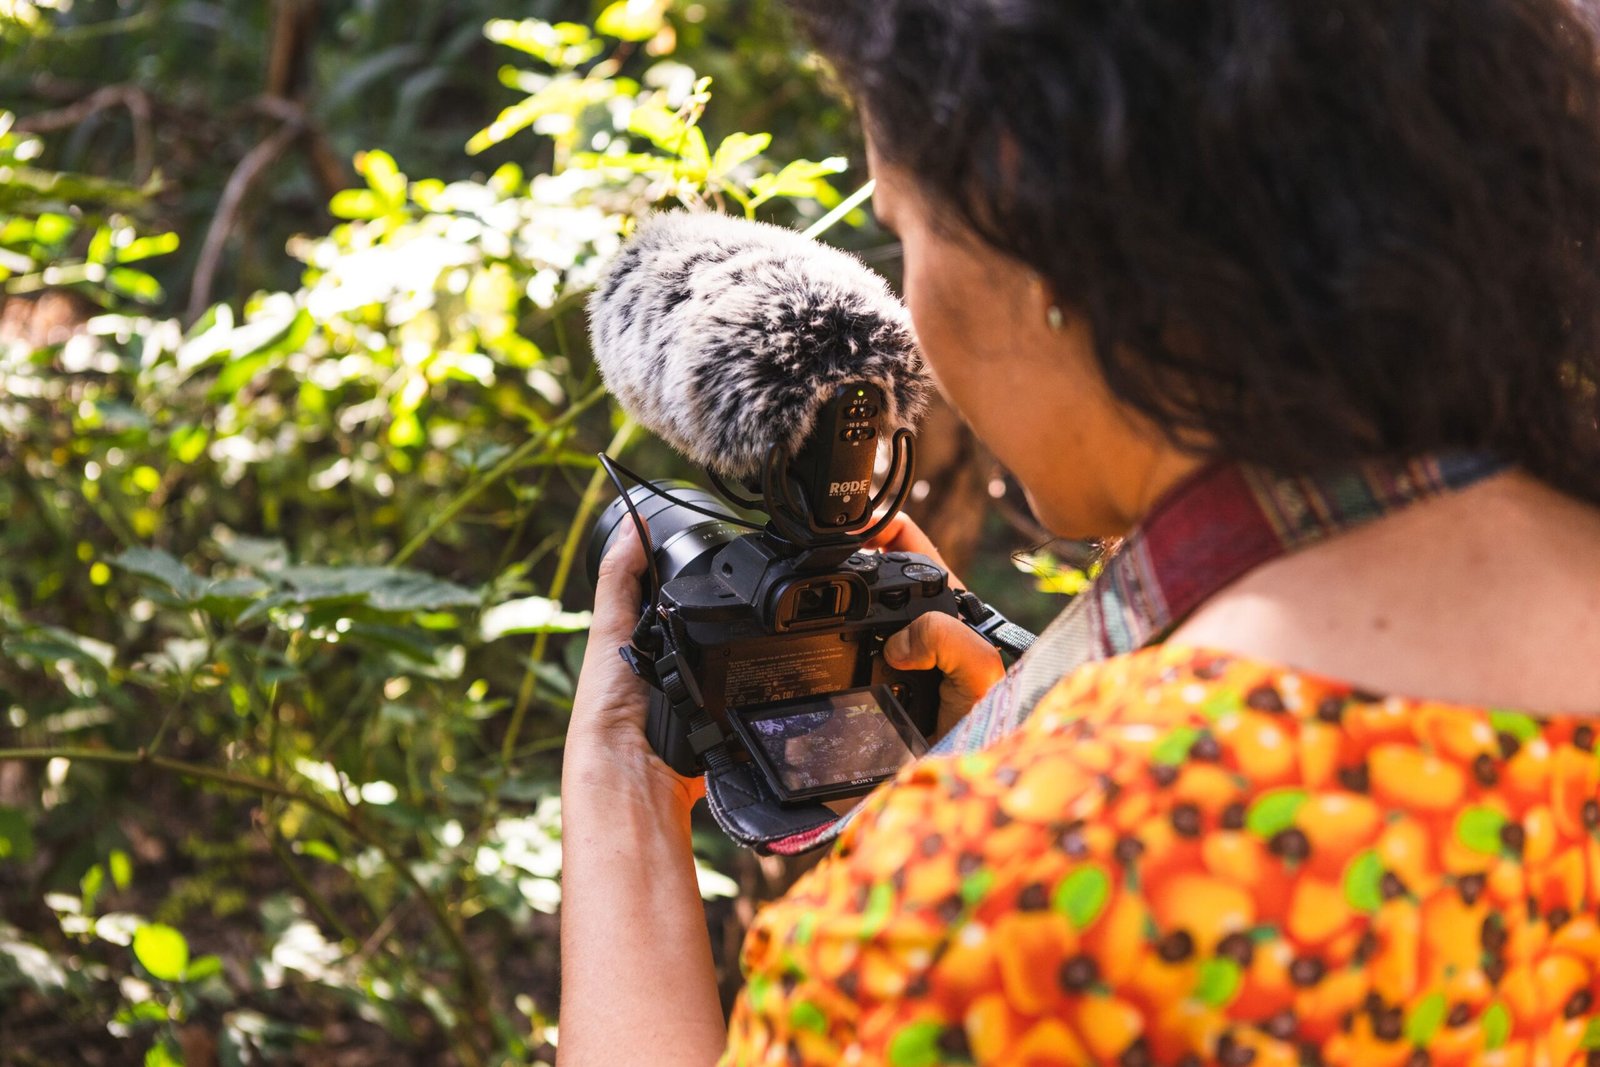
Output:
[734, 686, 928, 801]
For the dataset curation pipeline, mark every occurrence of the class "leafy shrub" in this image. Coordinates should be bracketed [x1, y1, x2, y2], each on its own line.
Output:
[0, 4, 862, 1063]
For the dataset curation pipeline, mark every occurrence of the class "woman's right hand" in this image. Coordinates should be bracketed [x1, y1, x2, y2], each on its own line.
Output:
[865, 514, 1005, 739]
[863, 512, 965, 589]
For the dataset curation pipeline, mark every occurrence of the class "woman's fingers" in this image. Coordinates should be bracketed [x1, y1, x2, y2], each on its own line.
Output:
[863, 513, 965, 589]
[588, 521, 649, 651]
[573, 522, 653, 739]
[883, 612, 1005, 706]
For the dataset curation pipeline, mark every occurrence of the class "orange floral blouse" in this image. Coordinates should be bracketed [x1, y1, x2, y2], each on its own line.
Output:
[719, 645, 1600, 1067]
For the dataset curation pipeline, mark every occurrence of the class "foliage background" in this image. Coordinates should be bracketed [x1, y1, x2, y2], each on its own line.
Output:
[0, 2, 1067, 1064]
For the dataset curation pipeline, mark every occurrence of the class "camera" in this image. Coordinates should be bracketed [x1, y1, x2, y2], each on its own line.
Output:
[585, 383, 1009, 806]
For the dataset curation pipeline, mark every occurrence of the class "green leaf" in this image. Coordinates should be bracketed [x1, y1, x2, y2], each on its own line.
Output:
[959, 868, 995, 908]
[790, 1000, 827, 1035]
[484, 18, 601, 67]
[1246, 789, 1309, 838]
[168, 424, 208, 464]
[1488, 710, 1540, 742]
[596, 0, 669, 41]
[747, 973, 771, 1012]
[627, 103, 705, 153]
[329, 188, 384, 220]
[1482, 1001, 1511, 1050]
[114, 547, 206, 603]
[117, 232, 179, 263]
[86, 225, 113, 265]
[109, 850, 132, 891]
[144, 1039, 183, 1067]
[1405, 992, 1448, 1046]
[748, 156, 847, 208]
[106, 267, 164, 303]
[216, 534, 289, 572]
[0, 807, 36, 863]
[1195, 957, 1243, 1008]
[1151, 726, 1203, 766]
[1052, 866, 1110, 930]
[184, 954, 222, 982]
[277, 566, 478, 613]
[887, 1021, 943, 1067]
[357, 150, 406, 208]
[1201, 689, 1243, 721]
[481, 596, 591, 640]
[80, 864, 105, 915]
[297, 840, 341, 864]
[1343, 850, 1384, 913]
[1455, 808, 1508, 855]
[710, 131, 771, 178]
[132, 922, 189, 982]
[1580, 1017, 1600, 1050]
[860, 881, 894, 938]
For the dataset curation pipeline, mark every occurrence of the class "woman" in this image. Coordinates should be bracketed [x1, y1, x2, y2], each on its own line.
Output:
[560, 1, 1600, 1064]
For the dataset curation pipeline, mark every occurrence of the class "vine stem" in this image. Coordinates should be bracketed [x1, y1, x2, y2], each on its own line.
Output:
[801, 179, 877, 241]
[500, 417, 637, 769]
[0, 746, 491, 1065]
[392, 385, 608, 566]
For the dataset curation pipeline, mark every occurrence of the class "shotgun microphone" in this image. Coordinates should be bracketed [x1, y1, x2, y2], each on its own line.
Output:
[586, 211, 930, 485]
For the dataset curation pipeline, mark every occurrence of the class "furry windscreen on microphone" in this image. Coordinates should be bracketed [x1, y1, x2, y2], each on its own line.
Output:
[587, 211, 930, 481]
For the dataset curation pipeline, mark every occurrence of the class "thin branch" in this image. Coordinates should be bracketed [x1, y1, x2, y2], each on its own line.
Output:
[392, 386, 608, 566]
[500, 417, 637, 768]
[186, 119, 304, 322]
[15, 84, 155, 182]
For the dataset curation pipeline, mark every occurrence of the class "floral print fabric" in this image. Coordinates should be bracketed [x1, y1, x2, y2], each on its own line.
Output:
[719, 646, 1600, 1066]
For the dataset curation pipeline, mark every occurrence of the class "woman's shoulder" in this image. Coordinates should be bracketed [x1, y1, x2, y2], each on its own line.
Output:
[726, 644, 1600, 1066]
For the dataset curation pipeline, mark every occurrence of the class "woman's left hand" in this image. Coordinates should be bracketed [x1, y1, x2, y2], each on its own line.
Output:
[564, 522, 704, 817]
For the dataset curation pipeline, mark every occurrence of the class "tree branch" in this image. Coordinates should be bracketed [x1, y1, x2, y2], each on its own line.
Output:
[186, 119, 304, 322]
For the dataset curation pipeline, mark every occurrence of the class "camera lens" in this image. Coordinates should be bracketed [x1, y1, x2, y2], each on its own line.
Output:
[586, 480, 747, 588]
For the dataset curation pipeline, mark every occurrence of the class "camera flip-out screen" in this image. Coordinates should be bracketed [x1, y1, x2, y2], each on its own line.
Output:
[730, 685, 929, 805]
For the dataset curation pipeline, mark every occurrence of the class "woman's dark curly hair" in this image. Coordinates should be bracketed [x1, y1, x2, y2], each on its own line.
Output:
[788, 0, 1600, 502]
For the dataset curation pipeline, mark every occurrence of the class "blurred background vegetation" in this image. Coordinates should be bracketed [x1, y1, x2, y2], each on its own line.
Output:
[0, 2, 1071, 1063]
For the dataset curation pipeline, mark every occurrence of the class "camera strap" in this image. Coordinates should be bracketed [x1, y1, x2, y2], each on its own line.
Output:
[745, 450, 1509, 855]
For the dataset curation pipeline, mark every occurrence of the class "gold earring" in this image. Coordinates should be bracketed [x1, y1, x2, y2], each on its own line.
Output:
[1046, 305, 1066, 333]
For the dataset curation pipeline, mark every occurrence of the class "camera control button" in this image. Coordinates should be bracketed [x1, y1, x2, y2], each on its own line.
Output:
[900, 562, 946, 595]
[884, 552, 913, 563]
[843, 554, 881, 583]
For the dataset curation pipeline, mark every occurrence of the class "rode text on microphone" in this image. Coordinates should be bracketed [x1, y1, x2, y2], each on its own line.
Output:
[584, 212, 1033, 850]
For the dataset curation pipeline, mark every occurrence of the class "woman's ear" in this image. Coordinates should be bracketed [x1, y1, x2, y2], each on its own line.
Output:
[1029, 274, 1067, 334]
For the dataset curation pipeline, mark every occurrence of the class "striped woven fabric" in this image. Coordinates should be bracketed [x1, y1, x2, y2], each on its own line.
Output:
[764, 452, 1506, 856]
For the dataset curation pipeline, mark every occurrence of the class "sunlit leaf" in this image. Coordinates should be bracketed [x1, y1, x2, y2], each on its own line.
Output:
[748, 156, 848, 208]
[132, 922, 189, 982]
[710, 131, 771, 179]
[357, 150, 407, 209]
[109, 849, 133, 891]
[80, 864, 104, 915]
[596, 0, 670, 42]
[144, 1039, 182, 1067]
[106, 267, 164, 303]
[627, 104, 710, 174]
[117, 232, 179, 263]
[481, 596, 592, 640]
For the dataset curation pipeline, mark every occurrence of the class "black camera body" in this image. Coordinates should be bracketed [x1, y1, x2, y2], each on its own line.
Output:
[587, 381, 1027, 808]
[645, 533, 958, 783]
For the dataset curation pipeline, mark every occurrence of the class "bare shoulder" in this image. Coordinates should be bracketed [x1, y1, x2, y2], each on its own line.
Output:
[1167, 471, 1600, 711]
